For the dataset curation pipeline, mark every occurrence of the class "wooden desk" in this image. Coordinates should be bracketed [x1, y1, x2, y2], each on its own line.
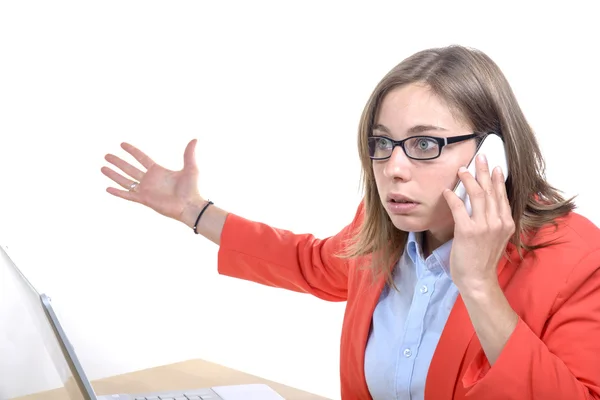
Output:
[14, 359, 331, 400]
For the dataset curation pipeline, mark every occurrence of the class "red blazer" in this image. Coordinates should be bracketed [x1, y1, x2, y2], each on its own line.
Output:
[217, 201, 600, 399]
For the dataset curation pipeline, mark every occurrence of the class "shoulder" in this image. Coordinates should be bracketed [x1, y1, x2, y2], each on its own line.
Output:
[341, 200, 366, 239]
[519, 211, 600, 302]
[528, 211, 600, 260]
[555, 211, 599, 246]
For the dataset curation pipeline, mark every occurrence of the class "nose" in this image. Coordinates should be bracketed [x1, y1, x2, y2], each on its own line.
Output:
[383, 146, 412, 181]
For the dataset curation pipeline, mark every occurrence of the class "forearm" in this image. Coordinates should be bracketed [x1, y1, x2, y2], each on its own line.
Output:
[179, 199, 229, 245]
[459, 304, 599, 399]
[217, 212, 349, 301]
[215, 203, 366, 301]
[458, 279, 518, 365]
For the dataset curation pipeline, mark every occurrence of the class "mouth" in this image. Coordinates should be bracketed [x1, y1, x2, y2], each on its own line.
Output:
[385, 194, 420, 214]
[387, 194, 418, 204]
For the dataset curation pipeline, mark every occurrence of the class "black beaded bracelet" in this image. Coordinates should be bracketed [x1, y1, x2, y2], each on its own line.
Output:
[193, 200, 213, 234]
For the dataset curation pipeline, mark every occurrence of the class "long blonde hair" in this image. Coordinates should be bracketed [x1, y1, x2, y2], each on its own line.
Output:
[340, 45, 575, 286]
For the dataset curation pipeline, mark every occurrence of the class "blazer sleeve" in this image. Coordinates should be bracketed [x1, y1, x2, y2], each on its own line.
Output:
[461, 248, 600, 399]
[216, 202, 364, 302]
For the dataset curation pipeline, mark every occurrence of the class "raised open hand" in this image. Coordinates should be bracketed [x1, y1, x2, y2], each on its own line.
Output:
[101, 139, 205, 223]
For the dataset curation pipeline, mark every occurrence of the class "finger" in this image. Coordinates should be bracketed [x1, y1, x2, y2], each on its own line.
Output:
[101, 166, 138, 191]
[183, 139, 198, 171]
[104, 153, 145, 181]
[475, 154, 492, 190]
[106, 186, 141, 203]
[121, 142, 156, 170]
[492, 166, 515, 237]
[493, 166, 511, 219]
[475, 154, 498, 219]
[442, 188, 472, 226]
[457, 165, 486, 221]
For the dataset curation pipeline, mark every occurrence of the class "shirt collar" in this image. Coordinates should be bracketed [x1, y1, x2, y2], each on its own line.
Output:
[406, 231, 453, 278]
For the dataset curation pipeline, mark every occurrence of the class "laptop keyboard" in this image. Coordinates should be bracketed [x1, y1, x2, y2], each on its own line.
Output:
[133, 389, 222, 400]
[134, 397, 215, 400]
[134, 397, 213, 400]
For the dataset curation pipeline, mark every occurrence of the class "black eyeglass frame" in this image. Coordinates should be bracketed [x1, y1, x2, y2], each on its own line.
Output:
[368, 132, 492, 161]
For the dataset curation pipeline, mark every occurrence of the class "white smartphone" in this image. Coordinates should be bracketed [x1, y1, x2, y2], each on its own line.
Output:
[453, 133, 509, 216]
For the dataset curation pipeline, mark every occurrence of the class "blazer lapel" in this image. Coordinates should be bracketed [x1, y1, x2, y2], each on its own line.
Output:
[350, 269, 386, 399]
[425, 244, 518, 400]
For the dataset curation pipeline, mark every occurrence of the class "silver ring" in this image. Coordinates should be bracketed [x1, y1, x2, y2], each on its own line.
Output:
[129, 182, 139, 191]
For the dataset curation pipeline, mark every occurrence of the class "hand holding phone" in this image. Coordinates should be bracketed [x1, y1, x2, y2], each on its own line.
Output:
[453, 133, 509, 216]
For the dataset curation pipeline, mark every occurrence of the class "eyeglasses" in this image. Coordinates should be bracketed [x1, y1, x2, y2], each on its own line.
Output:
[368, 133, 481, 161]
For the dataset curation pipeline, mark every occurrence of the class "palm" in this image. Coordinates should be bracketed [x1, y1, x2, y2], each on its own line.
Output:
[101, 139, 203, 221]
[136, 166, 198, 219]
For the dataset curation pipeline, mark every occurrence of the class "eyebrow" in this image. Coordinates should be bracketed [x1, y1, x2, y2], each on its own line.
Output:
[372, 124, 448, 135]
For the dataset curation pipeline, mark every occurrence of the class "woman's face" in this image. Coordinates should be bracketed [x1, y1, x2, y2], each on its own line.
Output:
[372, 83, 478, 246]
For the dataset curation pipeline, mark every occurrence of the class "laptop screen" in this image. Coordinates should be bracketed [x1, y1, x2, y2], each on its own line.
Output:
[0, 245, 95, 400]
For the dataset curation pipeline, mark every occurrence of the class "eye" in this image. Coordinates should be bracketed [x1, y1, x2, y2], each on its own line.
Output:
[405, 137, 440, 159]
[368, 136, 394, 159]
[415, 138, 435, 150]
[409, 137, 438, 151]
[376, 137, 392, 150]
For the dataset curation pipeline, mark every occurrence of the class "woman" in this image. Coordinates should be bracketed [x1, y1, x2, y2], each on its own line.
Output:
[101, 45, 600, 400]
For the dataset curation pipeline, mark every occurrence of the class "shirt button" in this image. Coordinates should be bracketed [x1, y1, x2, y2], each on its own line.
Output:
[403, 348, 412, 358]
[420, 285, 428, 294]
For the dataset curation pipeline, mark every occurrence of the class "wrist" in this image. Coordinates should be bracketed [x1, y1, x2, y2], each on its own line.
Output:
[455, 273, 500, 298]
[180, 198, 209, 229]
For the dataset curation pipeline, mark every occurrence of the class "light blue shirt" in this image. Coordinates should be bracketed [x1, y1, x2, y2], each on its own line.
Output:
[364, 231, 459, 400]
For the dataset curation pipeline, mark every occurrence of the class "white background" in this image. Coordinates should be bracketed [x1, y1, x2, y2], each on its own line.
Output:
[0, 1, 598, 399]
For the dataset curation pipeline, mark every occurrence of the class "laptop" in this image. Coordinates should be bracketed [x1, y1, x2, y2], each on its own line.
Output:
[0, 245, 284, 400]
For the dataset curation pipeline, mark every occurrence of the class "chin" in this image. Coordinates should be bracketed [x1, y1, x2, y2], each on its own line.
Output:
[388, 214, 430, 233]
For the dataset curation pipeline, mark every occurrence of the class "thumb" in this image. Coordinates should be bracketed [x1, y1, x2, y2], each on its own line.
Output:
[183, 139, 198, 171]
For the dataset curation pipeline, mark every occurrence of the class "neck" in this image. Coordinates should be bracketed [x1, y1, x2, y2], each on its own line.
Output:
[423, 229, 453, 258]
